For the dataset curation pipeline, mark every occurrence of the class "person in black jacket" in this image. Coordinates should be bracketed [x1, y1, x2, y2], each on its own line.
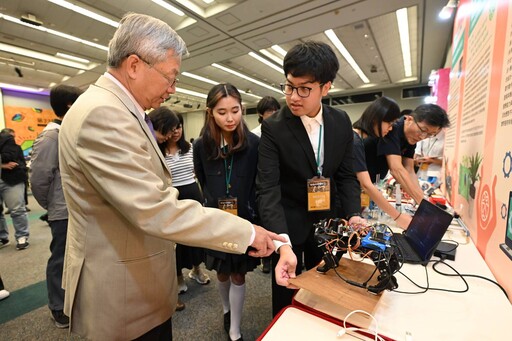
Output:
[256, 41, 365, 316]
[194, 83, 260, 341]
[0, 128, 30, 250]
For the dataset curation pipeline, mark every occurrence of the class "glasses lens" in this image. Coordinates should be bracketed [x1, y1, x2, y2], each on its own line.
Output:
[280, 84, 290, 95]
[297, 87, 310, 97]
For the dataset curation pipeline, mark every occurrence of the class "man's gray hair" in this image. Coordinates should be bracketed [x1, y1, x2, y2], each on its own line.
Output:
[107, 13, 189, 68]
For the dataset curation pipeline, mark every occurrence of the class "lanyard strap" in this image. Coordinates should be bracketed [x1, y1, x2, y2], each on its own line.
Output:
[316, 124, 323, 176]
[224, 155, 234, 196]
[425, 137, 438, 155]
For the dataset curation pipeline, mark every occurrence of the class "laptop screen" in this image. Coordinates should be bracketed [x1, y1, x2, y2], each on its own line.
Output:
[405, 199, 454, 261]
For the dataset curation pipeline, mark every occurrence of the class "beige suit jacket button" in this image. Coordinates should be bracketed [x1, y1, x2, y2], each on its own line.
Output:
[227, 243, 233, 249]
[233, 243, 238, 249]
[223, 242, 228, 247]
[167, 179, 172, 185]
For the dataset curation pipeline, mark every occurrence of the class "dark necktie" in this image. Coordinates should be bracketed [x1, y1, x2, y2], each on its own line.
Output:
[144, 113, 157, 140]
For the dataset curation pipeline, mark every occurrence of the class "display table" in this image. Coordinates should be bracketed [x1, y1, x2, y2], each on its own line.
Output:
[292, 226, 512, 341]
[258, 306, 374, 341]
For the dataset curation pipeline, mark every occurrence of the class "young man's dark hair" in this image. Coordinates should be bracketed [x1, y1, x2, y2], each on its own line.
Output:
[256, 96, 280, 124]
[50, 85, 84, 118]
[283, 41, 339, 83]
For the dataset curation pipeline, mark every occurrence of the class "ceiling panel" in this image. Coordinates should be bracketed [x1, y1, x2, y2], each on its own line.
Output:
[0, 0, 455, 112]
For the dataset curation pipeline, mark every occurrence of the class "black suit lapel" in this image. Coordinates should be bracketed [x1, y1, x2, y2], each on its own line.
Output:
[284, 108, 317, 173]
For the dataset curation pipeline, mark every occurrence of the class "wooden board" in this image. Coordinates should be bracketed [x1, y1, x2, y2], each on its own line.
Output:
[289, 258, 382, 328]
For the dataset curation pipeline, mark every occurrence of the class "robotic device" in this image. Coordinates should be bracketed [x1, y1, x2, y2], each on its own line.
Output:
[314, 218, 400, 294]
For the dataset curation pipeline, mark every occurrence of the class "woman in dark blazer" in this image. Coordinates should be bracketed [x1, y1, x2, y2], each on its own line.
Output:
[193, 83, 259, 341]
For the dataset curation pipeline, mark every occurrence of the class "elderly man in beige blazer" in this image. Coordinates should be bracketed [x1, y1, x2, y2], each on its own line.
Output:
[59, 13, 284, 341]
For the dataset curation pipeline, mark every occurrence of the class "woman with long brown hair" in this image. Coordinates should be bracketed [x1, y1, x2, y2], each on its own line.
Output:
[193, 83, 259, 341]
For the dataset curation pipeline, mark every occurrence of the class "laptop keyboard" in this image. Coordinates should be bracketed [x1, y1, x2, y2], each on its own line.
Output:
[393, 233, 420, 263]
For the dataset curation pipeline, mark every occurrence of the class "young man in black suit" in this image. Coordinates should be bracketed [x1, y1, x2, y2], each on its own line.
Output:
[256, 41, 364, 316]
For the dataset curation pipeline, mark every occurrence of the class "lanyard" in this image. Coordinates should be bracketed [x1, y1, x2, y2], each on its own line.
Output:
[224, 154, 234, 196]
[316, 124, 323, 176]
[422, 137, 438, 156]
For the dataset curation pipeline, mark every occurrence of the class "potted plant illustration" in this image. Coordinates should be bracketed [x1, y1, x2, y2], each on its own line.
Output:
[466, 152, 483, 199]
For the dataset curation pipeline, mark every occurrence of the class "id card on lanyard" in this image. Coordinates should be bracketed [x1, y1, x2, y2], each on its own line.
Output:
[307, 176, 331, 211]
[361, 191, 370, 207]
[218, 152, 238, 215]
[307, 124, 331, 211]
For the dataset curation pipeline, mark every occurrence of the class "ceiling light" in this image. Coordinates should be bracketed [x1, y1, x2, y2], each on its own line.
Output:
[56, 52, 90, 64]
[0, 42, 96, 70]
[259, 49, 283, 66]
[182, 71, 261, 100]
[152, 0, 185, 16]
[248, 52, 283, 74]
[271, 45, 287, 57]
[438, 7, 453, 19]
[439, 1, 458, 20]
[324, 29, 370, 84]
[358, 83, 377, 89]
[48, 0, 119, 27]
[182, 72, 218, 85]
[203, 0, 215, 4]
[176, 87, 207, 99]
[0, 13, 108, 51]
[0, 82, 47, 94]
[212, 63, 281, 94]
[396, 77, 418, 83]
[396, 8, 412, 77]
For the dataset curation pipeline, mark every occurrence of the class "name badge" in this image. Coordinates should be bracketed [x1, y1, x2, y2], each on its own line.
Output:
[307, 177, 330, 211]
[218, 197, 238, 216]
[361, 191, 370, 207]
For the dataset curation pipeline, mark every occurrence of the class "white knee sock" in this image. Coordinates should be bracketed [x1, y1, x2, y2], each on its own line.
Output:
[229, 282, 246, 340]
[218, 279, 231, 314]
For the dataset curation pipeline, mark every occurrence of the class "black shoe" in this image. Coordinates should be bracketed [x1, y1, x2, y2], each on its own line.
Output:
[16, 237, 29, 251]
[223, 311, 230, 334]
[51, 310, 70, 329]
[25, 207, 31, 212]
[39, 213, 49, 222]
[0, 238, 9, 249]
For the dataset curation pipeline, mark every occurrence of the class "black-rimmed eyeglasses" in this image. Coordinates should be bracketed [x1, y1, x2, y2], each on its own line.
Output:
[413, 117, 439, 138]
[280, 83, 324, 98]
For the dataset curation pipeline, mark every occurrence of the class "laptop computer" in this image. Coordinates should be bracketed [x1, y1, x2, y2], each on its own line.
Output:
[392, 199, 454, 265]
